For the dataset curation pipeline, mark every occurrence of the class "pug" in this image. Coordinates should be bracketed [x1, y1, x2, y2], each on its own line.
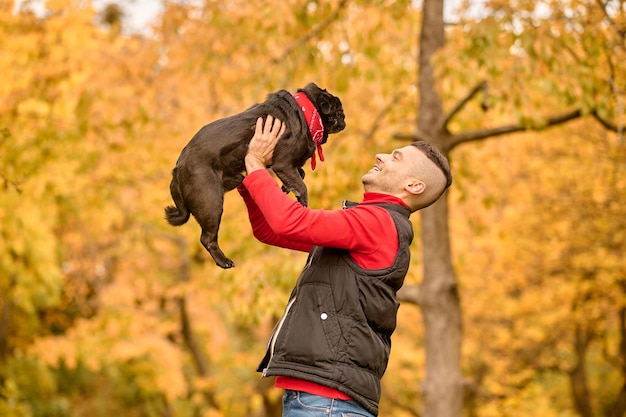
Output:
[164, 83, 346, 268]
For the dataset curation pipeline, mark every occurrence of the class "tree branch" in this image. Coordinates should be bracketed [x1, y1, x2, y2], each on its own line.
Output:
[595, 0, 626, 43]
[442, 81, 487, 129]
[397, 284, 421, 306]
[271, 0, 349, 64]
[591, 109, 621, 133]
[445, 109, 587, 150]
[0, 173, 23, 193]
[364, 90, 405, 140]
[396, 107, 622, 150]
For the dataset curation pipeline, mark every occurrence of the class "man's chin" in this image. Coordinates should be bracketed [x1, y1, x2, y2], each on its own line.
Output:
[362, 176, 375, 191]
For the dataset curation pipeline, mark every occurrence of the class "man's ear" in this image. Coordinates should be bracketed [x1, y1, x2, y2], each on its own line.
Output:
[405, 178, 426, 195]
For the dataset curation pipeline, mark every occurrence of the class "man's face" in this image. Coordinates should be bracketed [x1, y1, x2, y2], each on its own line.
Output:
[361, 145, 424, 193]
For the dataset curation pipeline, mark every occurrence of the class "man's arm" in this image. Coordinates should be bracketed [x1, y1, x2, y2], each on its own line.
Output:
[242, 115, 397, 268]
[238, 182, 312, 252]
[239, 116, 311, 252]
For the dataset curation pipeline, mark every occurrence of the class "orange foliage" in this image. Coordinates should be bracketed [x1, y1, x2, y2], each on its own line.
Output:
[1, 0, 624, 416]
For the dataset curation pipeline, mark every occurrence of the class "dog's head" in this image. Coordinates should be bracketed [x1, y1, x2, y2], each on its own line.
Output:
[298, 83, 346, 143]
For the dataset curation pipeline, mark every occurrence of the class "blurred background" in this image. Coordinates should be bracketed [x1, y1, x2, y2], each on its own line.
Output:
[1, 0, 625, 416]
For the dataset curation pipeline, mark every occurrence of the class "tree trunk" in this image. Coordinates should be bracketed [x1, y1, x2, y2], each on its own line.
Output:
[610, 303, 626, 417]
[419, 199, 464, 417]
[569, 326, 593, 417]
[407, 2, 622, 416]
[417, 0, 464, 416]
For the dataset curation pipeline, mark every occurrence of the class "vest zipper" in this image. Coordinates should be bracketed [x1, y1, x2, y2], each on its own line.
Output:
[262, 296, 296, 377]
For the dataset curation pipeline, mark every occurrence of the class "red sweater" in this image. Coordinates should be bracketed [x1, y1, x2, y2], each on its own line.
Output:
[239, 170, 408, 399]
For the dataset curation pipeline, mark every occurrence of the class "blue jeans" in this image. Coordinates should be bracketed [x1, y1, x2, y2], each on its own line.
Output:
[282, 390, 375, 417]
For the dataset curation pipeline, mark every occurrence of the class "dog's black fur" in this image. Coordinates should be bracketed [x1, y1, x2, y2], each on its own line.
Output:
[164, 83, 346, 269]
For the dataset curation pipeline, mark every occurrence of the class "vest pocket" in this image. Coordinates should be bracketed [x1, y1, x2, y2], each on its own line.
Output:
[348, 323, 389, 376]
[275, 283, 341, 369]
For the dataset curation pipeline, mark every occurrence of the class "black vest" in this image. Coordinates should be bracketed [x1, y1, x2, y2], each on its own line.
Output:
[257, 202, 414, 416]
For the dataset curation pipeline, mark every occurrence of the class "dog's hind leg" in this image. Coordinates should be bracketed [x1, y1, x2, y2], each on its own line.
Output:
[184, 169, 235, 269]
[165, 168, 191, 226]
[200, 219, 235, 269]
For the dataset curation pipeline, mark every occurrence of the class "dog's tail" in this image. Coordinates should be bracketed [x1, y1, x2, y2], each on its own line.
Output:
[165, 205, 189, 226]
[165, 168, 190, 226]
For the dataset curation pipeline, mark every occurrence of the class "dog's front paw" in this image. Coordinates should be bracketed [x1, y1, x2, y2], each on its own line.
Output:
[280, 184, 307, 206]
[297, 195, 308, 207]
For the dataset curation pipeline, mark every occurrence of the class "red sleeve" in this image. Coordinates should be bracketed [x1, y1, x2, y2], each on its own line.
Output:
[237, 181, 312, 252]
[241, 170, 398, 269]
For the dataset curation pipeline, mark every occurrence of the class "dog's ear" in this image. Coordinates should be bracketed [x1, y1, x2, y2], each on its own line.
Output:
[305, 82, 320, 92]
[318, 96, 332, 114]
[301, 83, 323, 101]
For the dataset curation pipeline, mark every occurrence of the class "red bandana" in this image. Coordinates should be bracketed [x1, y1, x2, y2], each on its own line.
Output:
[293, 92, 325, 170]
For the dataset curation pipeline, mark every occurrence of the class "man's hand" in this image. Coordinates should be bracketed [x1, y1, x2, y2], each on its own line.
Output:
[245, 115, 286, 174]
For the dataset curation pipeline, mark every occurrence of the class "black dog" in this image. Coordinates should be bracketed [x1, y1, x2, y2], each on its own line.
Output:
[165, 83, 346, 269]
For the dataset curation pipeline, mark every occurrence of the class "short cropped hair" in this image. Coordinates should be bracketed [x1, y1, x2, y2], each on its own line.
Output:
[410, 141, 453, 191]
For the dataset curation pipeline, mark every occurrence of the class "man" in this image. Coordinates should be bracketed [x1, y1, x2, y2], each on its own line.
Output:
[238, 115, 452, 416]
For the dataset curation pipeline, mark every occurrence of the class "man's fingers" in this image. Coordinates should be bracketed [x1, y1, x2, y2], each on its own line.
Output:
[264, 115, 274, 134]
[255, 114, 284, 143]
[271, 117, 282, 134]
